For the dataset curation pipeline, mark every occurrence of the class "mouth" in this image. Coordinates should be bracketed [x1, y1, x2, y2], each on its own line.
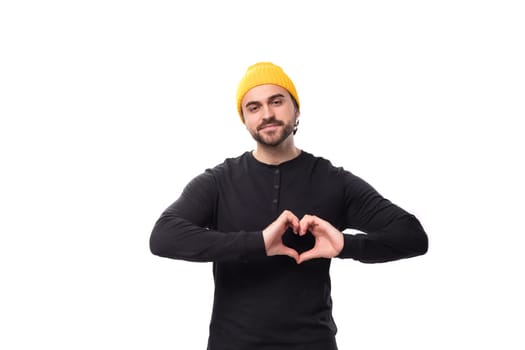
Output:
[258, 122, 283, 131]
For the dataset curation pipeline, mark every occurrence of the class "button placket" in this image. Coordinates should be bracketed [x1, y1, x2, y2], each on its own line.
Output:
[272, 168, 281, 211]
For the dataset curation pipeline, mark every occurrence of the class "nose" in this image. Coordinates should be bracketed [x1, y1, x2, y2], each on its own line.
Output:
[261, 104, 275, 120]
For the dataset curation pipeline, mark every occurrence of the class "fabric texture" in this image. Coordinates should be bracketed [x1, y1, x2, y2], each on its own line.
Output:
[150, 151, 428, 350]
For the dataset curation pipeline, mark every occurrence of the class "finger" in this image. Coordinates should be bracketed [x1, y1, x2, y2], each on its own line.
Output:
[298, 215, 308, 235]
[297, 248, 319, 264]
[291, 217, 300, 234]
[299, 215, 316, 236]
[282, 210, 300, 233]
[282, 209, 299, 220]
[280, 245, 300, 262]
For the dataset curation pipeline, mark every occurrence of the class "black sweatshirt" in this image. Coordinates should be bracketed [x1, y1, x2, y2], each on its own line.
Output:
[150, 151, 428, 350]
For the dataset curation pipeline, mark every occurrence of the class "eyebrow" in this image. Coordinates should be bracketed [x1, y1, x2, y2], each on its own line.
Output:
[244, 93, 286, 109]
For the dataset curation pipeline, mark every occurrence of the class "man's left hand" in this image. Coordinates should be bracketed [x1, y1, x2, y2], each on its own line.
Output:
[297, 215, 344, 264]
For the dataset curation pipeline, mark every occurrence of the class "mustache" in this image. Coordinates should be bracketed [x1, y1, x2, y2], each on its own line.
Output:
[257, 118, 284, 131]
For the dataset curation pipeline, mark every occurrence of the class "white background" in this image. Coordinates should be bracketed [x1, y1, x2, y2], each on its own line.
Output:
[1, 1, 524, 349]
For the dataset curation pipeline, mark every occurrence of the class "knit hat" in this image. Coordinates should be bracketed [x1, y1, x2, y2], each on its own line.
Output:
[236, 62, 300, 122]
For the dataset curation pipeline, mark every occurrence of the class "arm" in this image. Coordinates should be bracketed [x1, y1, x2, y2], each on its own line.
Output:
[149, 171, 266, 262]
[338, 173, 428, 263]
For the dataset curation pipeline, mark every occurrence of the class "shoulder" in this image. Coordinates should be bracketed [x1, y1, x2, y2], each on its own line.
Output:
[301, 151, 375, 190]
[183, 152, 250, 193]
[202, 152, 252, 181]
[300, 151, 352, 175]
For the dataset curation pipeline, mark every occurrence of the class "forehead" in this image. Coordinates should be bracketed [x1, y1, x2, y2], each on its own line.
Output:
[242, 84, 290, 105]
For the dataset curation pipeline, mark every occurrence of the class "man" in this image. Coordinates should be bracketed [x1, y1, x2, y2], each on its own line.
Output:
[150, 62, 428, 349]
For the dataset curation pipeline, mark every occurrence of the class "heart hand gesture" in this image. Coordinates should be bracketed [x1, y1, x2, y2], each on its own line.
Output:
[262, 210, 300, 262]
[297, 214, 344, 264]
[262, 211, 344, 264]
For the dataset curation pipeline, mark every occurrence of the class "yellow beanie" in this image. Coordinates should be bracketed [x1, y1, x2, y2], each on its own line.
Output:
[236, 62, 300, 122]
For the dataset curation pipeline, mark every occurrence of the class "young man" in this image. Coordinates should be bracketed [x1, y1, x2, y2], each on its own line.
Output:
[150, 62, 428, 350]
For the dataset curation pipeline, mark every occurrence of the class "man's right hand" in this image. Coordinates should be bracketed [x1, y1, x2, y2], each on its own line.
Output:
[262, 210, 300, 262]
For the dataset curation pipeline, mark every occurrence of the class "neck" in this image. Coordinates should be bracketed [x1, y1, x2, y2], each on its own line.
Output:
[252, 138, 301, 165]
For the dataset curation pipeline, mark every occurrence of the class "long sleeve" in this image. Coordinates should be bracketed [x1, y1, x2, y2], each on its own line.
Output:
[149, 171, 266, 262]
[150, 151, 428, 348]
[338, 172, 428, 263]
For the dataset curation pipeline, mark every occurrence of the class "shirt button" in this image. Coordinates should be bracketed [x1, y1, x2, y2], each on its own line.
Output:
[272, 199, 278, 204]
[274, 169, 279, 175]
[274, 184, 279, 189]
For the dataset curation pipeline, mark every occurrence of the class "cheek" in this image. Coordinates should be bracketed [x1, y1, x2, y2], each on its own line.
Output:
[244, 119, 257, 133]
[244, 115, 259, 128]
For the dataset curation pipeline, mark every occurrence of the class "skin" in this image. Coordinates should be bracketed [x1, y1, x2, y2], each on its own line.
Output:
[241, 84, 344, 264]
[242, 84, 300, 165]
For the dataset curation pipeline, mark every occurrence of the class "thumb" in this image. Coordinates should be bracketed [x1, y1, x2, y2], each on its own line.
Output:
[281, 245, 300, 262]
[297, 248, 319, 264]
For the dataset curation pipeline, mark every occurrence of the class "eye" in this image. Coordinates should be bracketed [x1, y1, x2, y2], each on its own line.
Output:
[271, 98, 283, 106]
[247, 105, 259, 113]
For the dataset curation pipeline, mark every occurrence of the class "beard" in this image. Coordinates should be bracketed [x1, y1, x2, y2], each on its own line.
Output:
[250, 118, 295, 147]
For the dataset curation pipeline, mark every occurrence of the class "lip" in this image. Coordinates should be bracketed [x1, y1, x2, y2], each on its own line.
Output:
[258, 123, 282, 131]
